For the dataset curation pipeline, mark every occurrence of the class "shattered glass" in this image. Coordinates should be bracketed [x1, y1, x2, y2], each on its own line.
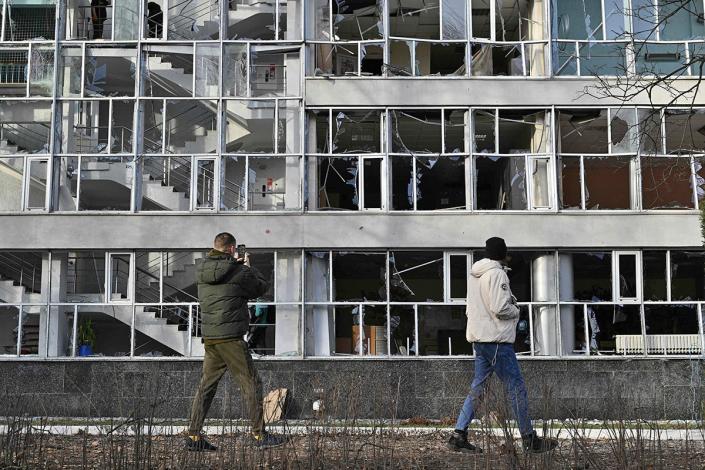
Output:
[334, 0, 384, 40]
[665, 109, 705, 154]
[332, 110, 381, 153]
[228, 0, 275, 40]
[315, 43, 358, 76]
[415, 156, 466, 210]
[389, 251, 443, 301]
[473, 109, 496, 153]
[554, 42, 578, 76]
[426, 43, 466, 76]
[578, 42, 627, 76]
[610, 108, 638, 153]
[471, 43, 523, 76]
[641, 157, 694, 209]
[583, 156, 632, 209]
[444, 109, 466, 153]
[474, 156, 527, 210]
[559, 109, 609, 154]
[498, 110, 550, 154]
[224, 44, 248, 96]
[389, 0, 440, 39]
[29, 47, 54, 97]
[388, 40, 413, 76]
[360, 43, 384, 75]
[442, 0, 467, 39]
[195, 44, 219, 97]
[84, 47, 137, 97]
[638, 108, 663, 154]
[318, 156, 359, 210]
[644, 305, 700, 354]
[391, 110, 442, 153]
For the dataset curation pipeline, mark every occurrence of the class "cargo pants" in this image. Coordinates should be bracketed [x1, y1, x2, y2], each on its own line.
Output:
[188, 338, 265, 435]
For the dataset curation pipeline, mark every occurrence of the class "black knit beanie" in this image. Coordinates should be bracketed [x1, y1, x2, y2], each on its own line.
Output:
[485, 237, 508, 261]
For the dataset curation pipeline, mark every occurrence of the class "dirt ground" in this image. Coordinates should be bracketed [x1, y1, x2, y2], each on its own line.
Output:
[2, 430, 705, 469]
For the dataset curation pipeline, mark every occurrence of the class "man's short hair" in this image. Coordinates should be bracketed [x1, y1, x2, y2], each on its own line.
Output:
[214, 232, 236, 251]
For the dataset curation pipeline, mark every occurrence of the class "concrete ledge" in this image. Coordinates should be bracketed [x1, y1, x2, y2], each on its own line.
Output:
[0, 212, 699, 249]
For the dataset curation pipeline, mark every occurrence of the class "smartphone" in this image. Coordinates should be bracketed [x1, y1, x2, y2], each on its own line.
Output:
[236, 244, 246, 259]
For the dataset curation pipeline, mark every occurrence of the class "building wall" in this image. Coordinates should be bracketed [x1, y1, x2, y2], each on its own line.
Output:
[0, 359, 703, 420]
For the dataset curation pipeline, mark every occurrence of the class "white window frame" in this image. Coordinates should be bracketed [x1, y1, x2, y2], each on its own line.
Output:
[106, 252, 134, 303]
[444, 251, 471, 303]
[613, 250, 642, 303]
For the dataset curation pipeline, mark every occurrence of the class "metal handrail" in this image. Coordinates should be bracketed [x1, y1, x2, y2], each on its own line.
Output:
[167, 0, 220, 40]
[0, 252, 42, 294]
[0, 122, 50, 152]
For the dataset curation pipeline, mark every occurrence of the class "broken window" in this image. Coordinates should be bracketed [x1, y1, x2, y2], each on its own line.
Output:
[168, 0, 219, 40]
[76, 305, 132, 356]
[0, 157, 24, 211]
[644, 305, 701, 355]
[474, 156, 526, 210]
[500, 251, 557, 302]
[226, 100, 276, 153]
[278, 100, 302, 153]
[445, 109, 466, 153]
[220, 155, 246, 211]
[389, 0, 440, 39]
[275, 251, 302, 302]
[670, 251, 705, 300]
[583, 156, 632, 209]
[498, 110, 550, 153]
[610, 108, 638, 153]
[416, 156, 466, 210]
[392, 110, 442, 153]
[418, 305, 471, 355]
[0, 100, 51, 155]
[443, 0, 467, 39]
[471, 43, 525, 76]
[638, 108, 663, 154]
[558, 109, 609, 154]
[143, 45, 194, 97]
[223, 44, 248, 96]
[389, 251, 444, 302]
[60, 46, 82, 97]
[25, 158, 48, 210]
[332, 252, 386, 301]
[390, 155, 414, 210]
[195, 157, 215, 209]
[559, 156, 581, 209]
[331, 110, 382, 153]
[318, 156, 359, 210]
[694, 157, 705, 203]
[305, 251, 331, 302]
[561, 252, 612, 301]
[473, 109, 495, 153]
[514, 306, 532, 354]
[247, 304, 277, 355]
[29, 47, 54, 97]
[390, 41, 467, 76]
[388, 39, 413, 76]
[3, 1, 55, 41]
[389, 305, 416, 355]
[561, 305, 587, 355]
[643, 251, 667, 300]
[85, 47, 137, 97]
[248, 156, 302, 211]
[194, 44, 219, 98]
[134, 305, 188, 357]
[588, 305, 642, 355]
[641, 157, 694, 209]
[138, 156, 192, 211]
[248, 252, 275, 301]
[59, 100, 134, 154]
[615, 252, 639, 301]
[108, 253, 132, 302]
[59, 251, 106, 302]
[329, 305, 385, 355]
[161, 100, 217, 154]
[251, 46, 301, 97]
[79, 156, 134, 211]
[334, 0, 384, 40]
[447, 253, 468, 300]
[553, 0, 603, 40]
[664, 109, 705, 154]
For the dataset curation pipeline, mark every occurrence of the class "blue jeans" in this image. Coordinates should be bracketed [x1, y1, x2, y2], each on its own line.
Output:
[454, 342, 534, 437]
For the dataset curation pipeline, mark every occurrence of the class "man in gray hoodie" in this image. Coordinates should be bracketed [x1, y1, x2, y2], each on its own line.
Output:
[448, 237, 557, 454]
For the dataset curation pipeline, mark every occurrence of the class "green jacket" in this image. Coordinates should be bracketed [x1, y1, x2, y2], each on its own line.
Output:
[196, 249, 270, 340]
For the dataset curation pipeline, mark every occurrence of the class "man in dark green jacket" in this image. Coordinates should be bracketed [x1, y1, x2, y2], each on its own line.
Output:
[186, 232, 284, 451]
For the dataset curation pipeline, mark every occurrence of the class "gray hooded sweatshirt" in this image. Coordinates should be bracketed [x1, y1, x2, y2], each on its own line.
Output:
[465, 258, 520, 344]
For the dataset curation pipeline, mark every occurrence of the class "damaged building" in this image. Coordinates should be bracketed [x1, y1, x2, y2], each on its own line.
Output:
[0, 0, 704, 421]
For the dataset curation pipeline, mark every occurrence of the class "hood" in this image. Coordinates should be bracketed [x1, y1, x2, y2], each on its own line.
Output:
[470, 258, 503, 278]
[196, 253, 237, 285]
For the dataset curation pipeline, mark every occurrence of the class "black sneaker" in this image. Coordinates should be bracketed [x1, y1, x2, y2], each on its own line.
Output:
[447, 430, 483, 453]
[522, 433, 558, 454]
[185, 435, 217, 452]
[252, 432, 286, 449]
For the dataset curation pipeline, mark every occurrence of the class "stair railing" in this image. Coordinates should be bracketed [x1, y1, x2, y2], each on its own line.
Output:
[0, 252, 42, 294]
[0, 122, 50, 152]
[167, 0, 220, 40]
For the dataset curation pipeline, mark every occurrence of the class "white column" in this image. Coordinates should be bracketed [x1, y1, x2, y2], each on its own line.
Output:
[45, 253, 70, 356]
[274, 251, 302, 355]
[559, 254, 575, 355]
[304, 254, 333, 355]
[532, 254, 559, 355]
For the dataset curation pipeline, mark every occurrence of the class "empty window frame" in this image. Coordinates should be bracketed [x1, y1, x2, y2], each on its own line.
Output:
[222, 155, 302, 211]
[389, 40, 467, 76]
[141, 99, 217, 155]
[312, 109, 383, 154]
[560, 155, 635, 210]
[137, 156, 193, 211]
[65, 0, 140, 40]
[228, 0, 301, 41]
[225, 44, 302, 97]
[309, 0, 384, 41]
[84, 46, 137, 97]
[613, 251, 641, 302]
[313, 41, 385, 76]
[59, 100, 135, 155]
[641, 156, 695, 209]
[317, 156, 382, 210]
[225, 99, 302, 154]
[0, 46, 54, 97]
[389, 155, 468, 210]
[389, 251, 444, 302]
